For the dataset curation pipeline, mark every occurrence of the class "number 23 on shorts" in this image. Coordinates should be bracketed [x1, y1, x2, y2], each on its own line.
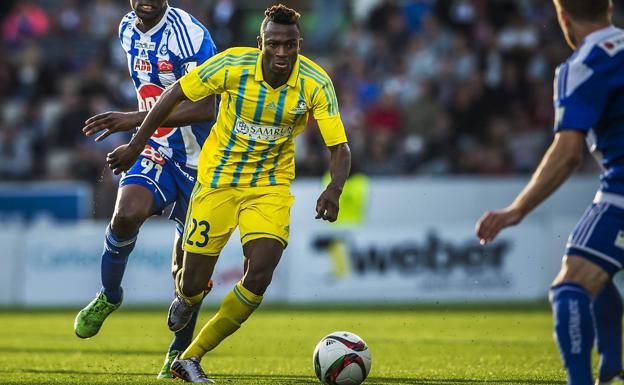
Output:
[185, 218, 210, 247]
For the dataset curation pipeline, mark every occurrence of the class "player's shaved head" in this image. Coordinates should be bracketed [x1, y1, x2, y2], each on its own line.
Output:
[260, 3, 301, 36]
[555, 0, 611, 22]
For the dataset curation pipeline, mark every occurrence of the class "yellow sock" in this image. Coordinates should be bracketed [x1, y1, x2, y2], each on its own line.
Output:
[175, 269, 205, 306]
[181, 281, 262, 359]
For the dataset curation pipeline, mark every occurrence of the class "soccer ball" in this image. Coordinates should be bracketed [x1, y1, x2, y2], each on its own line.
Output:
[313, 331, 372, 385]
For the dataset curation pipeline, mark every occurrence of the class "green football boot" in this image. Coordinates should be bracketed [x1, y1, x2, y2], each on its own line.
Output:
[157, 349, 180, 379]
[74, 291, 122, 339]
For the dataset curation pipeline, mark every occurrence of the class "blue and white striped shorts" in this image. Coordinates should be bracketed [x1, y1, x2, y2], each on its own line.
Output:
[566, 191, 624, 276]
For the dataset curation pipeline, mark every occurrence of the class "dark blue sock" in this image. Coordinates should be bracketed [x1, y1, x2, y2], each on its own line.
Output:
[549, 283, 595, 385]
[593, 281, 623, 381]
[101, 224, 137, 305]
[169, 301, 202, 352]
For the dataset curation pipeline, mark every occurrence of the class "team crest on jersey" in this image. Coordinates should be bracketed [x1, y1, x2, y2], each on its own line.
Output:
[289, 100, 308, 114]
[157, 60, 174, 72]
[134, 58, 152, 73]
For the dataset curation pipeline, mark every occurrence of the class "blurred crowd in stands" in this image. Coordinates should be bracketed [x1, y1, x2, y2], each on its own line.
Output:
[0, 0, 619, 214]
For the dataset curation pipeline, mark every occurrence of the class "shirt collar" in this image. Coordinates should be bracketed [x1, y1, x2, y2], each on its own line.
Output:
[582, 25, 620, 47]
[254, 51, 301, 88]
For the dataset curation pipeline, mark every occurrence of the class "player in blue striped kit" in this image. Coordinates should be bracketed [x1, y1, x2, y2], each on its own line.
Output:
[73, 0, 217, 378]
[476, 1, 624, 384]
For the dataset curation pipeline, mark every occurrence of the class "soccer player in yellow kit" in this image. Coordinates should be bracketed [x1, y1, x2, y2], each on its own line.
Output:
[106, 4, 351, 382]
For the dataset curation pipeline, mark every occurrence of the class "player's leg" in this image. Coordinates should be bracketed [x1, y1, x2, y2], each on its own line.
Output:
[168, 184, 239, 334]
[168, 250, 219, 331]
[158, 231, 213, 379]
[551, 201, 624, 385]
[178, 186, 292, 361]
[549, 256, 609, 385]
[168, 250, 221, 383]
[171, 230, 210, 347]
[104, 184, 154, 302]
[593, 282, 624, 384]
[75, 152, 175, 339]
[74, 184, 154, 339]
[158, 163, 215, 378]
[240, 238, 283, 294]
[180, 238, 282, 360]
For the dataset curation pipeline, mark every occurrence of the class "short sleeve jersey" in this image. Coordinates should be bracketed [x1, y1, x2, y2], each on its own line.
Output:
[119, 7, 217, 169]
[179, 47, 348, 188]
[553, 26, 624, 194]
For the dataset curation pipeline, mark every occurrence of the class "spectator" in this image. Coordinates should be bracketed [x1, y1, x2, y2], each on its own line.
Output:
[2, 0, 49, 47]
[0, 120, 35, 180]
[0, 0, 617, 216]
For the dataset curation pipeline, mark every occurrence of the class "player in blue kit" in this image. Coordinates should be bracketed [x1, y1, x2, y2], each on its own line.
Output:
[476, 1, 624, 384]
[73, 0, 217, 378]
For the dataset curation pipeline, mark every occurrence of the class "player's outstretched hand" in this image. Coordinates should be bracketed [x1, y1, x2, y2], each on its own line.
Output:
[107, 143, 143, 175]
[82, 112, 140, 142]
[316, 187, 341, 222]
[475, 207, 523, 245]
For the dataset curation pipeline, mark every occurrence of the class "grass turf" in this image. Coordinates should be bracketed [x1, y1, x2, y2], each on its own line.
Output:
[0, 306, 568, 385]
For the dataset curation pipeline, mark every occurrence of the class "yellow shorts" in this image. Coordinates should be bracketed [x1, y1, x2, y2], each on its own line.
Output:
[182, 183, 294, 256]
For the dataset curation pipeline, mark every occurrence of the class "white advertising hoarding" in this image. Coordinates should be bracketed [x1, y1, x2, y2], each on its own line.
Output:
[0, 177, 597, 305]
[18, 221, 288, 306]
[284, 220, 555, 302]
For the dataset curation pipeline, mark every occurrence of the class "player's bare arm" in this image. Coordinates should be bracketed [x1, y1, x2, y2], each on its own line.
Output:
[476, 130, 585, 244]
[316, 142, 351, 222]
[82, 95, 216, 142]
[107, 81, 190, 174]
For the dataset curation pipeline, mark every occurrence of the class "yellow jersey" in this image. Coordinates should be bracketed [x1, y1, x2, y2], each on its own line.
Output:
[179, 47, 348, 188]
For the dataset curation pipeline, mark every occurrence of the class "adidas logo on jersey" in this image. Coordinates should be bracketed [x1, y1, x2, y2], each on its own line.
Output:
[266, 101, 277, 110]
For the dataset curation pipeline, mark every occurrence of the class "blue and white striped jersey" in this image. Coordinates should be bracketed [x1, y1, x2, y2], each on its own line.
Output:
[554, 26, 624, 195]
[119, 6, 217, 169]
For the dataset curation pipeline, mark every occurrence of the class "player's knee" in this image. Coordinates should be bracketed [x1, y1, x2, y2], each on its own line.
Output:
[111, 207, 150, 237]
[551, 276, 597, 297]
[111, 213, 141, 237]
[180, 274, 209, 297]
[242, 270, 273, 296]
[551, 261, 609, 297]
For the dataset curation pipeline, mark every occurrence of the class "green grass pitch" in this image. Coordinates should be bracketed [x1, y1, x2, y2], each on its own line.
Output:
[0, 306, 569, 385]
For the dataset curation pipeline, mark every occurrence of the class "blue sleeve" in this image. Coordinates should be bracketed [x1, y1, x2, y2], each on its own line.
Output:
[553, 59, 608, 133]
